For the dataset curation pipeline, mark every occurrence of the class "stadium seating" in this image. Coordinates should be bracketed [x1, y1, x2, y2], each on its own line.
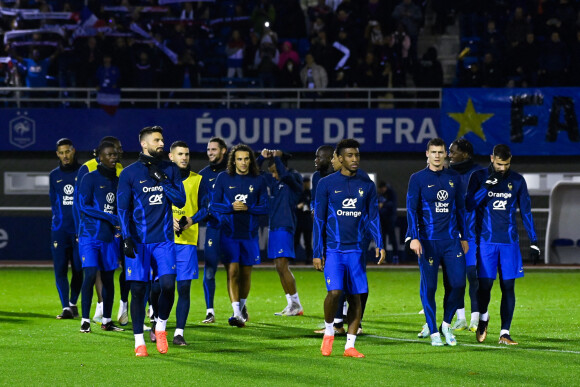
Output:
[545, 181, 580, 264]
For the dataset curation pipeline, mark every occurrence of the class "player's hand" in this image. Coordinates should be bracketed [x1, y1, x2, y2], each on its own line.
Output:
[530, 244, 540, 264]
[410, 239, 422, 256]
[484, 171, 503, 189]
[460, 240, 469, 254]
[173, 217, 181, 231]
[123, 238, 137, 258]
[232, 201, 248, 211]
[377, 248, 386, 264]
[181, 216, 193, 230]
[147, 163, 168, 183]
[261, 148, 270, 158]
[273, 150, 283, 158]
[313, 257, 324, 271]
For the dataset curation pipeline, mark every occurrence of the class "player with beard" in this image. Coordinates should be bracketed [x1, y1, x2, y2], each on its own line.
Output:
[117, 126, 186, 356]
[49, 138, 82, 319]
[210, 144, 269, 327]
[314, 139, 385, 358]
[311, 145, 335, 209]
[198, 137, 228, 323]
[466, 144, 539, 345]
[77, 141, 124, 333]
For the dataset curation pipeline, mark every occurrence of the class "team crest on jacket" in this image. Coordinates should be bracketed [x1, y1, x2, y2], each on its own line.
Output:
[508, 182, 513, 191]
[428, 258, 433, 266]
[249, 185, 254, 193]
[208, 239, 213, 246]
[358, 187, 364, 197]
[53, 241, 58, 248]
[449, 180, 454, 188]
[127, 267, 132, 276]
[326, 277, 331, 285]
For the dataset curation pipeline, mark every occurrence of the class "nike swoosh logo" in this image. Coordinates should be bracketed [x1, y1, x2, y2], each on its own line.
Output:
[100, 186, 106, 189]
[209, 178, 215, 181]
[56, 180, 63, 183]
[229, 186, 236, 189]
[140, 180, 147, 184]
[428, 185, 434, 188]
[335, 190, 342, 193]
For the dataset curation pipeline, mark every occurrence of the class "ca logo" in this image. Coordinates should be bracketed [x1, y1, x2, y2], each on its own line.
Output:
[63, 184, 74, 195]
[235, 194, 248, 203]
[493, 200, 507, 210]
[342, 198, 357, 208]
[436, 190, 448, 201]
[149, 194, 163, 205]
[106, 192, 115, 203]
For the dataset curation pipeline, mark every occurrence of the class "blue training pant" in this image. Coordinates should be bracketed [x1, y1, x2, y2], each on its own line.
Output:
[50, 229, 82, 308]
[203, 226, 221, 309]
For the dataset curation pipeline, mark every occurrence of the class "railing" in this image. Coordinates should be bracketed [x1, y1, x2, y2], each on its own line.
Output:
[0, 87, 442, 109]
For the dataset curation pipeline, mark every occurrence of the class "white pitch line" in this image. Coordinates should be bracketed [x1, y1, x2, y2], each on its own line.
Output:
[366, 334, 580, 355]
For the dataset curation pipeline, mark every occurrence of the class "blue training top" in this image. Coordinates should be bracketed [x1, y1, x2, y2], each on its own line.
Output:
[117, 156, 186, 244]
[198, 162, 227, 228]
[210, 172, 269, 239]
[406, 166, 466, 241]
[49, 163, 80, 233]
[313, 169, 383, 257]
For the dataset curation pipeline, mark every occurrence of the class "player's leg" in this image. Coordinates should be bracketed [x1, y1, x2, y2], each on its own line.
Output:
[342, 250, 367, 357]
[126, 242, 151, 356]
[117, 237, 130, 326]
[466, 264, 479, 331]
[202, 227, 220, 322]
[238, 236, 261, 323]
[151, 242, 177, 354]
[320, 250, 346, 356]
[174, 244, 198, 345]
[51, 230, 73, 318]
[100, 240, 123, 331]
[69, 234, 83, 314]
[417, 240, 442, 345]
[497, 243, 523, 345]
[441, 239, 466, 346]
[476, 242, 499, 343]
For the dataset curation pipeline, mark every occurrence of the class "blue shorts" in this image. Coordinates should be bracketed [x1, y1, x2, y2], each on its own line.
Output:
[125, 241, 177, 282]
[465, 239, 478, 267]
[478, 242, 524, 280]
[268, 229, 295, 259]
[78, 237, 120, 272]
[175, 243, 199, 281]
[220, 234, 261, 266]
[324, 249, 368, 295]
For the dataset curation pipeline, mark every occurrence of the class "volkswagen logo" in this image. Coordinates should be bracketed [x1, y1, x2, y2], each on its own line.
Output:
[436, 190, 448, 201]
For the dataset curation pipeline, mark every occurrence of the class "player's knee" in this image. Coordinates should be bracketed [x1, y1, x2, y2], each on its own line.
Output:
[131, 282, 148, 299]
[177, 281, 191, 298]
[274, 258, 288, 272]
[159, 275, 176, 293]
[204, 267, 216, 281]
[328, 289, 343, 300]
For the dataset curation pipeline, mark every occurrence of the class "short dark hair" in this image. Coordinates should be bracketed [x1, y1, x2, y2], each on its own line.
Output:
[97, 141, 116, 156]
[316, 145, 334, 155]
[170, 141, 189, 151]
[139, 126, 163, 142]
[335, 139, 360, 156]
[427, 137, 446, 150]
[227, 144, 259, 176]
[450, 138, 473, 157]
[493, 144, 512, 160]
[100, 136, 119, 145]
[209, 137, 227, 151]
[56, 138, 73, 149]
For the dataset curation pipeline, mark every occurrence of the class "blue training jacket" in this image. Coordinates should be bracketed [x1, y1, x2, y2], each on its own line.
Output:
[77, 166, 119, 242]
[313, 170, 383, 257]
[49, 163, 80, 233]
[450, 160, 484, 241]
[210, 172, 269, 239]
[466, 166, 537, 245]
[406, 167, 466, 241]
[117, 157, 186, 244]
[198, 162, 227, 228]
[257, 155, 303, 232]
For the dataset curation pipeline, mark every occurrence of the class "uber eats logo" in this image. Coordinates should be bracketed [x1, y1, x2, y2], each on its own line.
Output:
[0, 228, 7, 249]
[337, 198, 362, 217]
[436, 190, 449, 213]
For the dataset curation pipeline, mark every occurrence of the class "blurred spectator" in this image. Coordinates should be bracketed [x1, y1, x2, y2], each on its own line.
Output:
[354, 51, 380, 88]
[180, 2, 194, 21]
[244, 30, 261, 78]
[278, 58, 301, 88]
[76, 37, 102, 87]
[96, 53, 121, 114]
[310, 30, 333, 75]
[538, 31, 570, 86]
[175, 49, 199, 88]
[364, 19, 384, 54]
[481, 19, 505, 61]
[134, 51, 154, 88]
[294, 177, 313, 264]
[481, 52, 504, 87]
[300, 53, 328, 90]
[254, 32, 279, 87]
[310, 17, 326, 39]
[226, 30, 245, 78]
[307, 0, 333, 23]
[251, 0, 276, 36]
[112, 38, 132, 87]
[392, 0, 421, 64]
[551, 0, 576, 43]
[459, 61, 482, 87]
[505, 7, 531, 49]
[278, 41, 300, 70]
[13, 47, 60, 87]
[330, 28, 354, 81]
[414, 47, 443, 87]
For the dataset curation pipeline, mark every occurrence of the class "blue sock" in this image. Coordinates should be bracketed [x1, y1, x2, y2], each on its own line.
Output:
[203, 258, 218, 309]
[176, 280, 191, 330]
[158, 274, 176, 321]
[81, 267, 98, 319]
[478, 278, 494, 316]
[499, 279, 515, 331]
[467, 265, 479, 313]
[101, 270, 115, 319]
[130, 281, 148, 334]
[150, 280, 160, 320]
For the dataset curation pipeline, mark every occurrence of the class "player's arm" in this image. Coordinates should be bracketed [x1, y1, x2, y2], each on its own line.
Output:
[406, 174, 422, 255]
[274, 157, 303, 194]
[161, 164, 186, 208]
[454, 175, 467, 245]
[209, 174, 234, 214]
[312, 178, 328, 271]
[116, 171, 134, 239]
[466, 170, 494, 211]
[190, 177, 209, 225]
[49, 173, 58, 212]
[517, 178, 540, 262]
[366, 182, 386, 264]
[247, 176, 270, 215]
[78, 174, 118, 226]
[73, 165, 88, 232]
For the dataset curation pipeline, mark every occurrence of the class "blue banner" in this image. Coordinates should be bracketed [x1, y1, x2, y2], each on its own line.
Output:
[0, 216, 52, 260]
[441, 88, 580, 155]
[0, 108, 439, 152]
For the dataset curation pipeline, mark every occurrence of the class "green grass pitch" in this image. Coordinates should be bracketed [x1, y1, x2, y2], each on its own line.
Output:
[0, 267, 579, 386]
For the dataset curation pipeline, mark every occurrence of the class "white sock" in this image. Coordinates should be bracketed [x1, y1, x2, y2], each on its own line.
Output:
[232, 302, 241, 317]
[430, 332, 441, 339]
[333, 318, 343, 325]
[500, 329, 509, 337]
[285, 294, 292, 307]
[134, 334, 145, 348]
[94, 302, 103, 316]
[206, 308, 215, 315]
[481, 312, 489, 321]
[63, 306, 72, 312]
[174, 328, 184, 337]
[240, 298, 247, 310]
[82, 318, 90, 324]
[69, 302, 76, 307]
[102, 317, 111, 324]
[156, 319, 167, 331]
[324, 322, 335, 336]
[120, 300, 127, 310]
[456, 308, 466, 320]
[345, 334, 357, 349]
[471, 312, 480, 322]
[342, 301, 348, 316]
[441, 321, 450, 331]
[290, 293, 300, 305]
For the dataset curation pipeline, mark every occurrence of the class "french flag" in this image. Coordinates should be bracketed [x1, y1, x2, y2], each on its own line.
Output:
[78, 6, 104, 28]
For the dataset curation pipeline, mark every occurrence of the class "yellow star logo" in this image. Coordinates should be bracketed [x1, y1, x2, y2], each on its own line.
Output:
[448, 98, 494, 141]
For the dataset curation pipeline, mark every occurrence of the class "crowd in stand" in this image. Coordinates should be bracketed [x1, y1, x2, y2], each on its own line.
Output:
[1, 0, 579, 91]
